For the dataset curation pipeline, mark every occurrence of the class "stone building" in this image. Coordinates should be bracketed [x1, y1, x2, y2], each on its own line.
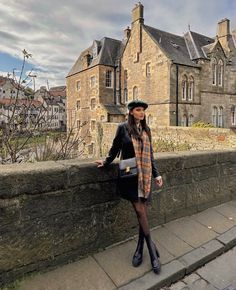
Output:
[67, 3, 236, 155]
[35, 86, 67, 131]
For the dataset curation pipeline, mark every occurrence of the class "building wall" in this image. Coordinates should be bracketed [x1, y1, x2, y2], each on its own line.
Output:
[121, 22, 171, 126]
[170, 64, 201, 126]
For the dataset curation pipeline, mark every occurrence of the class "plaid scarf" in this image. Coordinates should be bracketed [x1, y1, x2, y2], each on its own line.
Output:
[132, 130, 152, 198]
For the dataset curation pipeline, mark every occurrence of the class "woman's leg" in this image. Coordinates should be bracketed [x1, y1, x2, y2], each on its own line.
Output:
[132, 199, 161, 274]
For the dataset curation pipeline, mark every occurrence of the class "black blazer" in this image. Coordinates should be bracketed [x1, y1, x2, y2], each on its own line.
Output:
[104, 122, 160, 178]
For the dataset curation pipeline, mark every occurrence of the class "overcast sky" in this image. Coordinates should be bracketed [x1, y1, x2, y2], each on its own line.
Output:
[0, 0, 236, 89]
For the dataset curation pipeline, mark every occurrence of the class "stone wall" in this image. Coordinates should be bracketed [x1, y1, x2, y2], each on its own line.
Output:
[97, 123, 236, 157]
[0, 150, 236, 287]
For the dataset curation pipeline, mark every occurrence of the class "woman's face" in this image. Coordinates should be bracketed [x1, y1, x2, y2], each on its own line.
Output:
[130, 106, 145, 121]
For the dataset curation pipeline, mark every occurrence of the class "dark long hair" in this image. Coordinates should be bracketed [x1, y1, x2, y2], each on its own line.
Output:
[127, 112, 151, 141]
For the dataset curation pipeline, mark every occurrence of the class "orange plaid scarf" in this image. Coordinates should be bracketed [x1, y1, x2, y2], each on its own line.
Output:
[132, 130, 152, 198]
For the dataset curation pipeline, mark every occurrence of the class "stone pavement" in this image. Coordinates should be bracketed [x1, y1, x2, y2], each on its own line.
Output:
[11, 200, 236, 290]
[167, 246, 236, 290]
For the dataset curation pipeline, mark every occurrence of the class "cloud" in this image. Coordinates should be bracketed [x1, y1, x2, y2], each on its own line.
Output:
[0, 0, 236, 88]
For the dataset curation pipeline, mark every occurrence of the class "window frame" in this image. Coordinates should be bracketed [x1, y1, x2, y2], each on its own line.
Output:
[105, 70, 112, 88]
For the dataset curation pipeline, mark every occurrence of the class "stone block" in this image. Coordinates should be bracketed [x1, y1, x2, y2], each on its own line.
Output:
[216, 226, 236, 250]
[182, 151, 217, 169]
[178, 239, 224, 274]
[118, 260, 186, 290]
[0, 162, 67, 198]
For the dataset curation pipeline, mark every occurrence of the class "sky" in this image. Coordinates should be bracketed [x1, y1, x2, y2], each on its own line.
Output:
[0, 0, 236, 90]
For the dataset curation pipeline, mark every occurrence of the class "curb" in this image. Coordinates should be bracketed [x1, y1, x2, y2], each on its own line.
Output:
[118, 225, 236, 290]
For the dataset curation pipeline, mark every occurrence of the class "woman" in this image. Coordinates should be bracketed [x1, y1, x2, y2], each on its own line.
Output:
[95, 100, 163, 274]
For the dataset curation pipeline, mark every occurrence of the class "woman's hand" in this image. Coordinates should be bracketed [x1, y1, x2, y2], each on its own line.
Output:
[155, 176, 163, 188]
[94, 160, 104, 168]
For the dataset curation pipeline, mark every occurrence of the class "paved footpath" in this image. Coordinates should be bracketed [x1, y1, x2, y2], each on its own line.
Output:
[7, 199, 236, 290]
[166, 246, 236, 290]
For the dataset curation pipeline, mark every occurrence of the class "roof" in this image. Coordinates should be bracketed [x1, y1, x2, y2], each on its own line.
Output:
[184, 31, 214, 59]
[144, 25, 198, 67]
[0, 98, 42, 107]
[103, 104, 126, 115]
[49, 86, 66, 98]
[67, 37, 123, 76]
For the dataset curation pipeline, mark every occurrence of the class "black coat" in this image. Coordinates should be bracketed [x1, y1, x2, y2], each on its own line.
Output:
[104, 122, 160, 201]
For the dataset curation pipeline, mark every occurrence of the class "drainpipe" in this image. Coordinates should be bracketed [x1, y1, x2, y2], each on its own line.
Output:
[176, 64, 179, 126]
[114, 66, 117, 104]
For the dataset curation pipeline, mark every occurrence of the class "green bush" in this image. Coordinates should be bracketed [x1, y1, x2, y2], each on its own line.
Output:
[153, 139, 191, 152]
[191, 121, 215, 128]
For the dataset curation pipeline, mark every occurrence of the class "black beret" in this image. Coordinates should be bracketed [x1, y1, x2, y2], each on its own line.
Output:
[127, 100, 148, 110]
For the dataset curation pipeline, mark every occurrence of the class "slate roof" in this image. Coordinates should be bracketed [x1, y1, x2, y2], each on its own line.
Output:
[144, 25, 198, 67]
[184, 31, 214, 59]
[67, 37, 123, 76]
[103, 104, 126, 115]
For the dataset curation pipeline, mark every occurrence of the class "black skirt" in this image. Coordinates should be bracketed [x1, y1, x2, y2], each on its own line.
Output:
[116, 174, 151, 203]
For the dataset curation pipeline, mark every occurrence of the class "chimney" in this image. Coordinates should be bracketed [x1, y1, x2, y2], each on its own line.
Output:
[124, 26, 131, 40]
[217, 18, 231, 52]
[132, 2, 144, 26]
[217, 18, 230, 38]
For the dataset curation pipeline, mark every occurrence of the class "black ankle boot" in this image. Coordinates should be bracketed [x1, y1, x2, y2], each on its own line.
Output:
[145, 234, 161, 274]
[132, 231, 144, 267]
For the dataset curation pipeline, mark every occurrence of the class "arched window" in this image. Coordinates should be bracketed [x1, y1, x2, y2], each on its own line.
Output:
[218, 106, 223, 127]
[212, 106, 218, 126]
[212, 58, 217, 85]
[189, 114, 194, 126]
[133, 86, 138, 100]
[181, 114, 187, 126]
[182, 75, 188, 100]
[147, 114, 153, 125]
[146, 62, 151, 77]
[189, 76, 194, 101]
[218, 59, 223, 86]
[231, 106, 236, 125]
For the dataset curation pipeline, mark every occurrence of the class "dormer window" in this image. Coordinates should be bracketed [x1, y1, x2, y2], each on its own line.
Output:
[86, 53, 92, 67]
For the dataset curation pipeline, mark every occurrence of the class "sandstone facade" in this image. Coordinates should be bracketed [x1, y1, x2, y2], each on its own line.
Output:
[66, 3, 236, 157]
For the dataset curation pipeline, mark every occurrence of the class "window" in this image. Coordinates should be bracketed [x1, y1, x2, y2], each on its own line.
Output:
[76, 80, 81, 91]
[90, 76, 96, 88]
[91, 98, 96, 109]
[218, 106, 223, 127]
[124, 88, 128, 103]
[133, 86, 138, 100]
[77, 120, 81, 129]
[124, 70, 128, 88]
[189, 114, 194, 126]
[218, 59, 223, 86]
[146, 62, 151, 77]
[181, 114, 187, 126]
[147, 114, 153, 125]
[91, 120, 96, 131]
[182, 75, 188, 100]
[76, 100, 80, 110]
[105, 70, 112, 88]
[88, 143, 94, 155]
[212, 58, 217, 85]
[212, 106, 218, 126]
[231, 106, 236, 125]
[189, 76, 194, 101]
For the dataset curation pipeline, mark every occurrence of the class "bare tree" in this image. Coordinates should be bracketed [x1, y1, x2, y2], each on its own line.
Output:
[0, 50, 87, 164]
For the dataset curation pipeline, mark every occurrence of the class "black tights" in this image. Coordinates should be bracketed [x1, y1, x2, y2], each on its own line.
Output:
[132, 198, 150, 236]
